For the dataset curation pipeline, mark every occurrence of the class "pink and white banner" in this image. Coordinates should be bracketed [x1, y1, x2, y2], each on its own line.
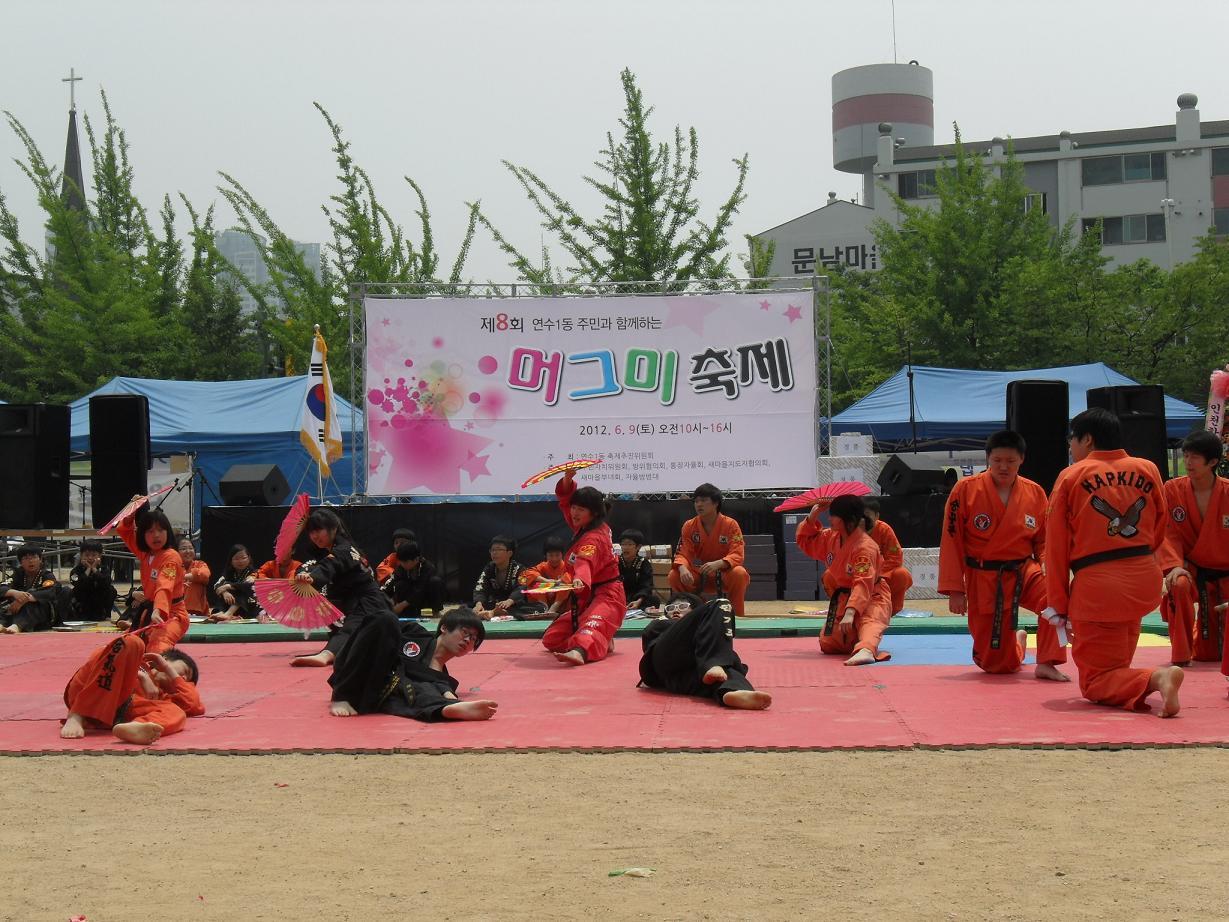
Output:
[363, 293, 817, 495]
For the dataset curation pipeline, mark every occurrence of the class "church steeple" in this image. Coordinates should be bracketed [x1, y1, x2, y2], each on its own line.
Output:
[60, 68, 85, 213]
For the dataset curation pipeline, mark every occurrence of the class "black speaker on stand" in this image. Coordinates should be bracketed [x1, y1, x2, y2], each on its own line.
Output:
[219, 464, 290, 506]
[90, 395, 151, 527]
[0, 404, 70, 529]
[1006, 379, 1070, 493]
[877, 454, 956, 496]
[1086, 385, 1170, 480]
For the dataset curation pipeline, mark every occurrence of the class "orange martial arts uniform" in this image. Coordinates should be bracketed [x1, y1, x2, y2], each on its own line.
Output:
[183, 559, 211, 616]
[375, 552, 398, 584]
[1159, 475, 1229, 667]
[518, 558, 575, 609]
[1046, 450, 1167, 710]
[796, 519, 891, 660]
[938, 471, 1067, 674]
[62, 634, 204, 736]
[823, 519, 913, 614]
[116, 518, 189, 654]
[257, 558, 302, 580]
[669, 514, 750, 615]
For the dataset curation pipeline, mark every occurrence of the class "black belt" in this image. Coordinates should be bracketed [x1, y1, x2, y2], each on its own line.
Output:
[1070, 544, 1152, 573]
[171, 595, 184, 605]
[1194, 566, 1229, 651]
[824, 587, 850, 637]
[966, 557, 1028, 651]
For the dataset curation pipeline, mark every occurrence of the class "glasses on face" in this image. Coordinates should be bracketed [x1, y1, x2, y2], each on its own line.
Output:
[665, 601, 690, 615]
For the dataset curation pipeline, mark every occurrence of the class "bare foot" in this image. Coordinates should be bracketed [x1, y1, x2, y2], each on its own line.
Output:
[329, 700, 358, 717]
[722, 690, 772, 710]
[112, 721, 163, 744]
[290, 651, 335, 668]
[1034, 663, 1071, 682]
[3, 624, 21, 634]
[1151, 666, 1184, 718]
[844, 648, 876, 666]
[553, 650, 585, 666]
[60, 713, 87, 739]
[1016, 629, 1028, 655]
[703, 665, 728, 685]
[441, 699, 499, 721]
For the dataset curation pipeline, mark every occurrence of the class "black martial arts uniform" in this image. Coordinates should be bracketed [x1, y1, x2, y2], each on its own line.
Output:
[473, 560, 545, 620]
[300, 539, 393, 656]
[1, 568, 67, 632]
[638, 598, 755, 705]
[381, 558, 446, 616]
[619, 555, 661, 611]
[213, 565, 261, 619]
[68, 562, 118, 621]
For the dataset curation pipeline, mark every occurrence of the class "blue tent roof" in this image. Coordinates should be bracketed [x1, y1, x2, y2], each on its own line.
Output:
[831, 363, 1204, 449]
[70, 376, 362, 512]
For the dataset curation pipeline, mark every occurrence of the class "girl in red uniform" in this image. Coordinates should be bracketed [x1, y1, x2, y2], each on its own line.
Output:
[116, 504, 189, 654]
[542, 470, 626, 665]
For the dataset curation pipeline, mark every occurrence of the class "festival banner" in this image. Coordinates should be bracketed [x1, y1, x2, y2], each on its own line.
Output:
[363, 293, 817, 495]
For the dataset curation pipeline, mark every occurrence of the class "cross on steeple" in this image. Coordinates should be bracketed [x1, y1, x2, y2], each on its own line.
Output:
[62, 67, 83, 111]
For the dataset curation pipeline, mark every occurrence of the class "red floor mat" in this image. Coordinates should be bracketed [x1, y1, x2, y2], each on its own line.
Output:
[2, 634, 1226, 754]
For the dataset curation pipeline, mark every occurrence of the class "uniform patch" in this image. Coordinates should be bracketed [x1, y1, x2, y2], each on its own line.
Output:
[691, 532, 701, 543]
[852, 559, 873, 576]
[825, 553, 835, 565]
[730, 534, 743, 543]
[577, 545, 596, 558]
[718, 535, 728, 544]
[402, 641, 421, 658]
[349, 546, 362, 562]
[1171, 506, 1186, 523]
[1024, 514, 1036, 530]
[1222, 514, 1229, 529]
[973, 514, 992, 531]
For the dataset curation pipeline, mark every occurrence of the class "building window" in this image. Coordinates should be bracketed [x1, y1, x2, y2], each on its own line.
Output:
[1081, 153, 1166, 186]
[1214, 207, 1229, 235]
[1081, 213, 1165, 245]
[1023, 192, 1047, 215]
[1213, 149, 1229, 176]
[899, 169, 937, 199]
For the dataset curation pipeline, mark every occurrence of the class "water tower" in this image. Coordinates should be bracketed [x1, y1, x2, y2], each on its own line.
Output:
[832, 62, 934, 204]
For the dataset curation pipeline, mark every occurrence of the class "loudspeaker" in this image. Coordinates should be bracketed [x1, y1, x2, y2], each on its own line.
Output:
[0, 404, 70, 529]
[220, 463, 290, 507]
[1086, 385, 1169, 479]
[1006, 379, 1070, 493]
[877, 454, 956, 496]
[90, 395, 151, 527]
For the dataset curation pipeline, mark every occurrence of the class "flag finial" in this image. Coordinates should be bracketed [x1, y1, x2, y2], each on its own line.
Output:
[313, 323, 321, 333]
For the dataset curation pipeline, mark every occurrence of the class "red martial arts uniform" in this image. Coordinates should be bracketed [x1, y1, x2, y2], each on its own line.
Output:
[1046, 450, 1167, 710]
[182, 559, 211, 617]
[62, 634, 204, 736]
[796, 519, 891, 660]
[116, 518, 190, 654]
[669, 513, 751, 615]
[939, 471, 1067, 673]
[1159, 475, 1229, 667]
[541, 480, 626, 662]
[518, 558, 575, 609]
[824, 519, 913, 615]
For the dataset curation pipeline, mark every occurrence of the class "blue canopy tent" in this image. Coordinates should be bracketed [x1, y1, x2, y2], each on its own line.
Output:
[831, 363, 1204, 451]
[70, 377, 362, 526]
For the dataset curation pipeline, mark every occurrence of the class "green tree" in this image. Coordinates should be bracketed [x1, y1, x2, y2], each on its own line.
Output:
[477, 68, 750, 288]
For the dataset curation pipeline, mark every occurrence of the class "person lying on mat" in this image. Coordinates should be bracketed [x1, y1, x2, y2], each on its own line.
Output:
[795, 494, 892, 665]
[327, 606, 497, 721]
[637, 592, 770, 710]
[61, 635, 203, 744]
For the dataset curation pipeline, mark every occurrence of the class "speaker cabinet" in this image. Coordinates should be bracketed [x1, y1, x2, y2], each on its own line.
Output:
[220, 463, 290, 507]
[0, 404, 70, 529]
[877, 454, 956, 496]
[1006, 379, 1070, 493]
[90, 395, 151, 527]
[1086, 385, 1169, 480]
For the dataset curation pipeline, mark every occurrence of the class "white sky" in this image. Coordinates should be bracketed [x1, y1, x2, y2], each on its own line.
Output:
[2, 0, 1227, 281]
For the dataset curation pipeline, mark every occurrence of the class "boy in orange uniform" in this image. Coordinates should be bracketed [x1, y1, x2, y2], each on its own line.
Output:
[939, 430, 1068, 680]
[256, 555, 302, 580]
[518, 536, 574, 617]
[375, 528, 417, 583]
[60, 634, 203, 744]
[1159, 430, 1229, 667]
[1046, 408, 1183, 716]
[177, 539, 211, 618]
[795, 494, 891, 664]
[669, 483, 750, 616]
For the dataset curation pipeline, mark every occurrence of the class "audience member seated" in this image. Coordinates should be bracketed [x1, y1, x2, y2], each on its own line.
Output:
[1, 544, 66, 634]
[177, 538, 211, 618]
[381, 541, 445, 617]
[256, 555, 301, 580]
[517, 536, 573, 619]
[211, 544, 261, 621]
[669, 483, 751, 616]
[68, 539, 118, 622]
[116, 586, 148, 631]
[618, 529, 662, 612]
[376, 527, 418, 583]
[472, 534, 546, 621]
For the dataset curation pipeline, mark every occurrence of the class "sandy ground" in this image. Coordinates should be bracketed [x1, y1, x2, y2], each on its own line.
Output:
[3, 749, 1228, 921]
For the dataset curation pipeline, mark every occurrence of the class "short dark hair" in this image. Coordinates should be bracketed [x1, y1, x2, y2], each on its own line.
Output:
[1070, 407, 1121, 450]
[80, 539, 104, 555]
[438, 606, 486, 649]
[570, 486, 611, 526]
[490, 534, 517, 553]
[543, 535, 568, 555]
[986, 429, 1027, 457]
[1181, 429, 1224, 464]
[15, 544, 42, 561]
[861, 496, 881, 514]
[829, 494, 871, 532]
[395, 541, 421, 562]
[162, 648, 200, 685]
[618, 529, 646, 546]
[135, 508, 177, 553]
[392, 527, 417, 544]
[693, 483, 723, 510]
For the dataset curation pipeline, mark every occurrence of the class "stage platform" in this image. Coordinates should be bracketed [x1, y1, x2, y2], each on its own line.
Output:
[2, 630, 1224, 757]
